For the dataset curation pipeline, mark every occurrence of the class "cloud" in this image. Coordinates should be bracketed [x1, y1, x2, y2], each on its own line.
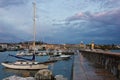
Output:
[0, 21, 32, 42]
[93, 9, 120, 25]
[84, 0, 120, 9]
[0, 0, 27, 8]
[103, 0, 120, 8]
[0, 33, 23, 43]
[0, 0, 120, 44]
[67, 8, 120, 26]
[62, 8, 120, 44]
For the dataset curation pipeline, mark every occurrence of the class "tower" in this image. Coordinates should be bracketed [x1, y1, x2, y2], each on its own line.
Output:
[91, 41, 94, 50]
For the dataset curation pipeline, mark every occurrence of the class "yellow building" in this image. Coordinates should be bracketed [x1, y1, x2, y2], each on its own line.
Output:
[91, 41, 94, 49]
[80, 41, 85, 49]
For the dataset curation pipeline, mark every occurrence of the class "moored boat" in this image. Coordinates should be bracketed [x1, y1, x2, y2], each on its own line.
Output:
[49, 54, 71, 61]
[1, 60, 48, 70]
[1, 1, 48, 70]
[59, 55, 71, 59]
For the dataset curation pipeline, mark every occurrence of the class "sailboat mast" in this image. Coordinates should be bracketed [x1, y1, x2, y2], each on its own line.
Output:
[33, 1, 36, 54]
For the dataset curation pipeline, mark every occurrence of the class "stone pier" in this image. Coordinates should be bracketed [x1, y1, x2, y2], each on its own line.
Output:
[73, 50, 119, 80]
[80, 50, 120, 80]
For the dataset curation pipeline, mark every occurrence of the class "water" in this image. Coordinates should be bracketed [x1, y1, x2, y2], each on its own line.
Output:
[111, 50, 120, 53]
[0, 51, 74, 80]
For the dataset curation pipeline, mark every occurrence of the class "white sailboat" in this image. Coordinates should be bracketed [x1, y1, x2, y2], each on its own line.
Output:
[1, 1, 48, 70]
[1, 60, 48, 70]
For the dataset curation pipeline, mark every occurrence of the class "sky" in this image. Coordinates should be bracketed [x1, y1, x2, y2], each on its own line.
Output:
[0, 0, 120, 44]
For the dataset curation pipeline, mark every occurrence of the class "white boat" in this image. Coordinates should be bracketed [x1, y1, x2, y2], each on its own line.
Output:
[60, 55, 71, 58]
[49, 54, 71, 61]
[16, 51, 25, 56]
[1, 60, 48, 70]
[37, 51, 47, 56]
[1, 53, 48, 70]
[17, 50, 48, 56]
[16, 51, 33, 56]
[1, 2, 48, 70]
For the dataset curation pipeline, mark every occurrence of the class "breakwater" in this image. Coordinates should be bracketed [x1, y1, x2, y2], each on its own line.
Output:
[80, 50, 120, 79]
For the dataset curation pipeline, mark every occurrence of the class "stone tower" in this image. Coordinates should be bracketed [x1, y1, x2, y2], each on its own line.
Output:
[91, 41, 94, 50]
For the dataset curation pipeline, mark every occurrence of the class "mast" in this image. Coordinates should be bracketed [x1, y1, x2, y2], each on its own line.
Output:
[33, 0, 36, 55]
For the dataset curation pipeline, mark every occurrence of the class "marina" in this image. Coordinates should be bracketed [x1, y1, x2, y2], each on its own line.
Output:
[0, 0, 120, 80]
[0, 51, 74, 80]
[0, 50, 120, 80]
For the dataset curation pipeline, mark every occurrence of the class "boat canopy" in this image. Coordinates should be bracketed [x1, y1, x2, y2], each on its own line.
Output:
[8, 54, 35, 61]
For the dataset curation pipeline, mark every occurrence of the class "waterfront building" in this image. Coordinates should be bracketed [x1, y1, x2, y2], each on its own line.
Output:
[80, 41, 85, 49]
[0, 43, 8, 49]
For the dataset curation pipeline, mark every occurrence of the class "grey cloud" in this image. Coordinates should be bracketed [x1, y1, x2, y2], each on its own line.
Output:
[86, 0, 120, 9]
[67, 9, 120, 26]
[63, 9, 120, 44]
[0, 21, 31, 42]
[0, 0, 28, 7]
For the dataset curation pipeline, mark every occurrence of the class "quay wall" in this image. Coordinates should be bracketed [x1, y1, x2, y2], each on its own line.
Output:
[80, 50, 120, 79]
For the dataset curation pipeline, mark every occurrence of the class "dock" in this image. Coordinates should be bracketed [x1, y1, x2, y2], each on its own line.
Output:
[73, 51, 119, 80]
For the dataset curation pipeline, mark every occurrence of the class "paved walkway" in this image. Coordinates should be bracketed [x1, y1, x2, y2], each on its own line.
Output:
[73, 52, 118, 80]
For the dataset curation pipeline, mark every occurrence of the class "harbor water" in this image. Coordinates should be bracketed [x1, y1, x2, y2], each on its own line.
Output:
[111, 50, 120, 53]
[0, 51, 74, 80]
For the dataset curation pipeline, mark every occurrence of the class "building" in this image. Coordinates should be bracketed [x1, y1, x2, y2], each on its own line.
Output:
[80, 41, 85, 49]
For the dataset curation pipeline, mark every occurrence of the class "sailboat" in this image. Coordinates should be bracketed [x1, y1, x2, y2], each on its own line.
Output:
[1, 2, 48, 70]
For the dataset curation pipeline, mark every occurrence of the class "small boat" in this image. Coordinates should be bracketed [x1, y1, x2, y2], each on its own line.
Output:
[49, 54, 71, 61]
[16, 51, 32, 56]
[16, 49, 33, 56]
[59, 55, 71, 59]
[17, 50, 48, 56]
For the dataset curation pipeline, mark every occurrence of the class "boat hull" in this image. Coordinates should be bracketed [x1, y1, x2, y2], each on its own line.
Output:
[1, 62, 48, 70]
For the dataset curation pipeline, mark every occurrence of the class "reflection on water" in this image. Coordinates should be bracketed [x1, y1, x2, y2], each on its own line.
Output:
[111, 50, 120, 53]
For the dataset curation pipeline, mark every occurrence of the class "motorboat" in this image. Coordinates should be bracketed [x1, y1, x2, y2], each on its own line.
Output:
[16, 51, 33, 56]
[59, 55, 71, 59]
[49, 54, 71, 61]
